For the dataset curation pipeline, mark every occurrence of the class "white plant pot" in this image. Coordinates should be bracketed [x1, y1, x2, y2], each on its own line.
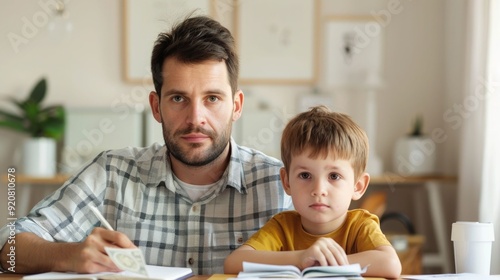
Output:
[22, 137, 57, 177]
[393, 136, 437, 176]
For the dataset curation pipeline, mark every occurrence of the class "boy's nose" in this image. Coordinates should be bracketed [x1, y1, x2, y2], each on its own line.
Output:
[311, 180, 327, 196]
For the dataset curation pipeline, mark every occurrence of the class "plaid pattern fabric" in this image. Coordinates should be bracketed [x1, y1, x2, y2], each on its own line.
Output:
[0, 140, 292, 275]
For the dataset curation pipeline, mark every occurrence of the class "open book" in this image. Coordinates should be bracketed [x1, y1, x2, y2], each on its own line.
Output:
[237, 262, 368, 278]
[22, 265, 193, 280]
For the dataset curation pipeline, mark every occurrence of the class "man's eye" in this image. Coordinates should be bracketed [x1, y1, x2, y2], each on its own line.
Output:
[298, 172, 310, 179]
[207, 96, 219, 103]
[172, 96, 184, 103]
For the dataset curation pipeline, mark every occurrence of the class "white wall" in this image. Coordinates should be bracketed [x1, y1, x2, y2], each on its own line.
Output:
[0, 0, 466, 270]
[0, 0, 463, 172]
[241, 0, 462, 175]
[0, 0, 143, 172]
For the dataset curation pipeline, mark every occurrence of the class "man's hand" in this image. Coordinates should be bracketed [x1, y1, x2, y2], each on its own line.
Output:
[0, 229, 137, 274]
[299, 237, 349, 269]
[65, 227, 137, 273]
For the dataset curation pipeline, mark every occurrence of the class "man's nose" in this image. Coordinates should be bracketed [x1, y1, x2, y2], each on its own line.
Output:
[186, 100, 207, 126]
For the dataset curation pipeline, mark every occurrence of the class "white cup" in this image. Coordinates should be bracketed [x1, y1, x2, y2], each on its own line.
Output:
[451, 221, 495, 275]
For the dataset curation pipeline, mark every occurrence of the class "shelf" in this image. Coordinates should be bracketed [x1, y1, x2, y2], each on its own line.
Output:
[2, 173, 457, 186]
[370, 173, 457, 185]
[2, 174, 69, 185]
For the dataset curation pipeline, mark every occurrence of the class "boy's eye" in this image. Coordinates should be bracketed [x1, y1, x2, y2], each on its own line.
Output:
[298, 172, 311, 179]
[329, 173, 341, 180]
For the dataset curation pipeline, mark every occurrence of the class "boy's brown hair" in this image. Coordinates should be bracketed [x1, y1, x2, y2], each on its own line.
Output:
[280, 105, 369, 180]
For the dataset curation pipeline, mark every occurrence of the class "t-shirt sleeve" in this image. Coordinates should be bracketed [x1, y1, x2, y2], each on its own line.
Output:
[353, 212, 392, 252]
[244, 215, 286, 251]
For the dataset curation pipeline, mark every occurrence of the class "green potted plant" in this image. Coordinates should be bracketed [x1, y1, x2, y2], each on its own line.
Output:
[0, 77, 65, 177]
[393, 115, 437, 176]
[409, 115, 423, 137]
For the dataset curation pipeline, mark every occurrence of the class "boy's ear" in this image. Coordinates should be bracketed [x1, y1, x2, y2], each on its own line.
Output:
[280, 168, 292, 195]
[352, 172, 370, 201]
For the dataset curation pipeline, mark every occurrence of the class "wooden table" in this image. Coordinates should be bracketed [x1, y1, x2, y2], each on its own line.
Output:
[368, 173, 457, 273]
[2, 273, 500, 280]
[0, 273, 412, 279]
[0, 275, 215, 280]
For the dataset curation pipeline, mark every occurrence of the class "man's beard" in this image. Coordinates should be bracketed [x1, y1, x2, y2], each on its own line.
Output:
[160, 116, 232, 167]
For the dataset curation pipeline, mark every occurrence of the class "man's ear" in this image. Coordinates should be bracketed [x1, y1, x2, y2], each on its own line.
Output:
[232, 90, 244, 122]
[280, 167, 292, 195]
[149, 91, 162, 123]
[352, 172, 370, 201]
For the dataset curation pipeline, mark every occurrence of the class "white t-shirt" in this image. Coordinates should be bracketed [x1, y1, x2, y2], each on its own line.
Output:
[173, 174, 217, 202]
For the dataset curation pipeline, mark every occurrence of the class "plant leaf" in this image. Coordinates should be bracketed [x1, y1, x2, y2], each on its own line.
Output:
[42, 119, 65, 140]
[23, 101, 40, 121]
[0, 108, 24, 122]
[409, 115, 424, 137]
[40, 105, 64, 116]
[0, 119, 27, 133]
[8, 97, 26, 112]
[2, 78, 65, 139]
[39, 106, 65, 140]
[28, 78, 47, 104]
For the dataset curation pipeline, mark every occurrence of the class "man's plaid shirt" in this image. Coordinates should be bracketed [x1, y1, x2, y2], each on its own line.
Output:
[0, 139, 292, 274]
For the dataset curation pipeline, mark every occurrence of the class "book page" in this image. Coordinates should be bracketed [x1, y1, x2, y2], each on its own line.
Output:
[302, 263, 365, 277]
[242, 262, 301, 274]
[22, 265, 193, 280]
[239, 262, 301, 278]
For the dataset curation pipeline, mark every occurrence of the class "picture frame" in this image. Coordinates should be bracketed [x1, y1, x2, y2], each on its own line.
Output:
[321, 15, 384, 89]
[234, 0, 320, 85]
[122, 0, 215, 83]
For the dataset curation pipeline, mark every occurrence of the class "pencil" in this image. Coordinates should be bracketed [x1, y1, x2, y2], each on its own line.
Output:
[89, 205, 114, 231]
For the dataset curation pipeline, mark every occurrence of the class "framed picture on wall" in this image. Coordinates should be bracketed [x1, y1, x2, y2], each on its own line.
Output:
[235, 0, 319, 85]
[321, 15, 384, 89]
[123, 0, 215, 83]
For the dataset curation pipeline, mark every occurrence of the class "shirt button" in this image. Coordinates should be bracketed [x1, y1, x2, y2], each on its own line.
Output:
[188, 258, 194, 265]
[192, 205, 198, 212]
[237, 237, 244, 244]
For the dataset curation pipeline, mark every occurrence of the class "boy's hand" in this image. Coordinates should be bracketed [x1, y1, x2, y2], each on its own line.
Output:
[299, 237, 349, 269]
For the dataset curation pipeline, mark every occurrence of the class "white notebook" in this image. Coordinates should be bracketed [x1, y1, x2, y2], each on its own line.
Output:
[22, 265, 193, 280]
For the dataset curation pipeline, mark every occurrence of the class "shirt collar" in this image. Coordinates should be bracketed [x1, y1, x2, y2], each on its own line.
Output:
[226, 138, 245, 193]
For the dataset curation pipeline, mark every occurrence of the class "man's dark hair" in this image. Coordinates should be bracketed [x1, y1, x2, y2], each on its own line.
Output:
[151, 15, 239, 96]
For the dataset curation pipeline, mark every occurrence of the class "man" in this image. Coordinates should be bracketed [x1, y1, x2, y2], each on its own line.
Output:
[0, 16, 292, 275]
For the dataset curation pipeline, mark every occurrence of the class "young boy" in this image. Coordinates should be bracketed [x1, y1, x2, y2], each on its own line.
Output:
[224, 106, 402, 278]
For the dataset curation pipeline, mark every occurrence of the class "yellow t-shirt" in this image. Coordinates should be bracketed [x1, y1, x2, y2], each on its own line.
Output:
[244, 209, 391, 254]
